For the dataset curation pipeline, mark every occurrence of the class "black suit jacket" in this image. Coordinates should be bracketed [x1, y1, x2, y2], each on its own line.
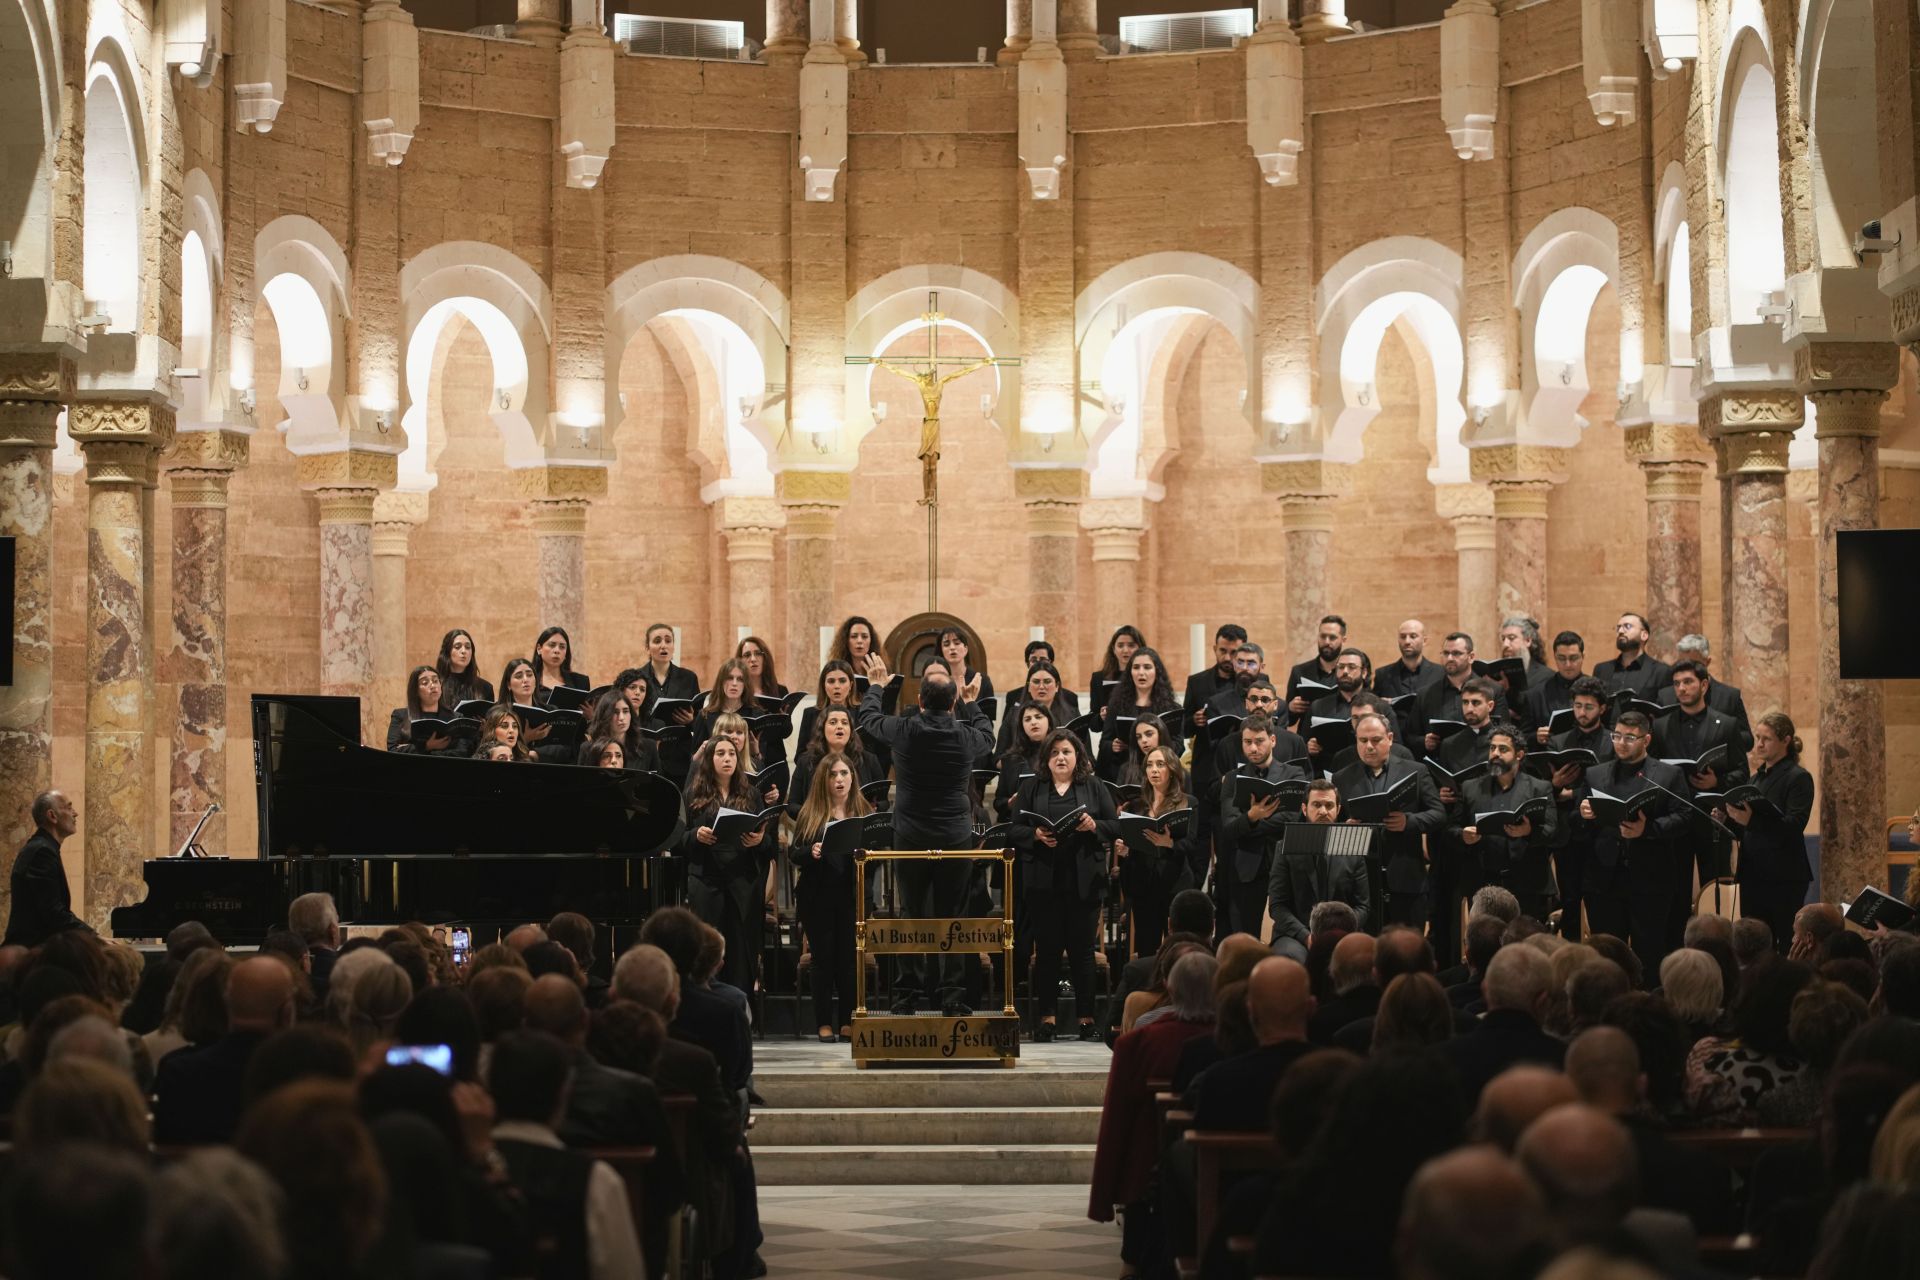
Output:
[1576, 756, 1692, 893]
[1374, 658, 1443, 701]
[1451, 772, 1560, 896]
[673, 982, 752, 1094]
[4, 831, 85, 947]
[1267, 847, 1372, 942]
[1307, 986, 1380, 1045]
[1217, 758, 1307, 885]
[860, 687, 995, 848]
[1181, 666, 1234, 736]
[1331, 758, 1446, 895]
[649, 1036, 739, 1263]
[1733, 760, 1815, 884]
[1438, 1008, 1567, 1102]
[1659, 680, 1752, 752]
[557, 1048, 688, 1245]
[152, 1030, 269, 1145]
[1011, 777, 1120, 901]
[1594, 653, 1672, 699]
[1190, 1038, 1317, 1131]
[1412, 678, 1507, 757]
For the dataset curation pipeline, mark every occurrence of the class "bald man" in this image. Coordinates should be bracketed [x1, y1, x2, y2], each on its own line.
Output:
[1516, 1104, 1698, 1270]
[153, 955, 296, 1144]
[1397, 1147, 1548, 1280]
[1473, 1064, 1577, 1152]
[1565, 1028, 1734, 1232]
[1440, 943, 1566, 1103]
[1375, 619, 1443, 701]
[4, 789, 87, 947]
[1189, 957, 1316, 1131]
[1308, 933, 1379, 1045]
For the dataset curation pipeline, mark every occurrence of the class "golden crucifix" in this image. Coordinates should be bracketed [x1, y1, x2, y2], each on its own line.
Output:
[847, 291, 1021, 611]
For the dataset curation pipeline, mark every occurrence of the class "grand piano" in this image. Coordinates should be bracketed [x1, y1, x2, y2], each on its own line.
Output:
[111, 694, 687, 945]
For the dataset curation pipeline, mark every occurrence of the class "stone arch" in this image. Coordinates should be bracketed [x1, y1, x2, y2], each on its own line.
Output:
[1511, 208, 1619, 443]
[1797, 0, 1878, 271]
[254, 215, 351, 448]
[1652, 162, 1693, 369]
[1314, 236, 1467, 481]
[400, 241, 555, 482]
[0, 0, 62, 290]
[179, 169, 222, 375]
[81, 34, 148, 333]
[1135, 311, 1213, 489]
[840, 265, 1022, 451]
[606, 256, 790, 481]
[1716, 15, 1788, 321]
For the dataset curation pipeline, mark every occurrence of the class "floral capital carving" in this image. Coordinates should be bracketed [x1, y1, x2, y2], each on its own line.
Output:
[774, 470, 854, 506]
[295, 449, 399, 492]
[1466, 445, 1570, 484]
[1013, 467, 1088, 504]
[1792, 342, 1900, 395]
[1701, 390, 1803, 436]
[1623, 422, 1711, 462]
[510, 464, 610, 501]
[164, 428, 251, 471]
[1260, 459, 1353, 498]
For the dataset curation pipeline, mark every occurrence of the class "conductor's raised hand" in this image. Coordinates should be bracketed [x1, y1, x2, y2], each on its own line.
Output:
[862, 652, 890, 683]
[962, 672, 981, 703]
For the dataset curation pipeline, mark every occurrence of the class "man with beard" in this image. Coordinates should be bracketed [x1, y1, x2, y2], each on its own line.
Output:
[1375, 618, 1444, 701]
[1427, 677, 1501, 961]
[1576, 711, 1691, 975]
[1326, 692, 1417, 773]
[1193, 678, 1304, 939]
[1412, 633, 1508, 756]
[1205, 642, 1269, 720]
[1593, 612, 1671, 699]
[1544, 677, 1612, 939]
[1497, 617, 1549, 689]
[1659, 634, 1752, 753]
[1182, 623, 1247, 738]
[1305, 648, 1370, 765]
[1527, 631, 1589, 744]
[1333, 712, 1446, 931]
[1433, 678, 1501, 776]
[1285, 616, 1348, 729]
[1268, 781, 1373, 960]
[1216, 714, 1309, 935]
[1449, 723, 1559, 924]
[1654, 659, 1748, 930]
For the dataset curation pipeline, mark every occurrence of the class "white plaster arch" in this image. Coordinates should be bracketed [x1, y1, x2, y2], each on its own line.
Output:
[605, 255, 792, 458]
[1511, 208, 1619, 443]
[1076, 253, 1257, 439]
[1652, 162, 1694, 368]
[254, 216, 352, 450]
[81, 42, 147, 333]
[1797, 0, 1879, 270]
[179, 169, 223, 378]
[0, 0, 62, 291]
[841, 264, 1022, 447]
[400, 241, 555, 481]
[1717, 26, 1788, 321]
[1314, 237, 1467, 479]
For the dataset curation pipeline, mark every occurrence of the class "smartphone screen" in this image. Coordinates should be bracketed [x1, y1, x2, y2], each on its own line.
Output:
[451, 928, 471, 963]
[385, 1043, 454, 1076]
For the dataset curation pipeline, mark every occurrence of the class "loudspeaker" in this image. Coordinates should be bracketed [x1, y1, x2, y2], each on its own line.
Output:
[0, 536, 13, 687]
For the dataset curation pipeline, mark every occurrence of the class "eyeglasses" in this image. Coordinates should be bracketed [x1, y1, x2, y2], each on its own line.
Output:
[1609, 731, 1647, 743]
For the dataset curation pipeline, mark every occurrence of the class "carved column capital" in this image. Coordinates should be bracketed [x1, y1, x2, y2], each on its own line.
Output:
[0, 399, 61, 451]
[1490, 479, 1553, 520]
[774, 469, 853, 508]
[314, 489, 378, 524]
[1014, 467, 1088, 521]
[167, 468, 232, 509]
[1467, 444, 1571, 485]
[78, 439, 163, 487]
[1450, 512, 1496, 552]
[295, 448, 398, 492]
[1808, 388, 1889, 440]
[1715, 431, 1792, 476]
[164, 427, 251, 472]
[1433, 482, 1495, 520]
[1622, 421, 1711, 463]
[1793, 341, 1901, 396]
[1261, 459, 1353, 498]
[0, 353, 76, 404]
[1641, 458, 1706, 501]
[1700, 389, 1805, 437]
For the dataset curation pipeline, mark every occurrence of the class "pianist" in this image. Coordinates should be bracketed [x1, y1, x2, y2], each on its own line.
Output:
[4, 790, 89, 948]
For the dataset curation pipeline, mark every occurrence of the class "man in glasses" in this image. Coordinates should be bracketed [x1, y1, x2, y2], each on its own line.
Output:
[1544, 677, 1612, 939]
[1576, 711, 1690, 976]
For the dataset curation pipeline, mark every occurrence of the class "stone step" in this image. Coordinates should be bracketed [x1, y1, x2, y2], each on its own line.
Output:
[751, 1105, 1102, 1147]
[754, 1069, 1107, 1110]
[752, 1143, 1098, 1186]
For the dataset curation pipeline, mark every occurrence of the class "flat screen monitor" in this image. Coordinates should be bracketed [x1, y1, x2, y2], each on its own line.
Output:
[0, 536, 12, 686]
[1837, 528, 1920, 679]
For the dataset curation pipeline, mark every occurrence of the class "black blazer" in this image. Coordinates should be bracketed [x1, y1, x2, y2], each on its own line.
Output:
[1410, 678, 1508, 757]
[788, 746, 886, 818]
[1373, 658, 1443, 701]
[1576, 756, 1692, 887]
[1118, 791, 1202, 897]
[859, 687, 995, 848]
[1216, 758, 1307, 886]
[994, 691, 1081, 757]
[1593, 653, 1672, 699]
[1267, 841, 1372, 942]
[1451, 771, 1560, 896]
[385, 707, 465, 755]
[1330, 757, 1447, 895]
[441, 674, 496, 708]
[1733, 760, 1815, 884]
[682, 789, 770, 883]
[1011, 776, 1119, 900]
[3, 830, 85, 947]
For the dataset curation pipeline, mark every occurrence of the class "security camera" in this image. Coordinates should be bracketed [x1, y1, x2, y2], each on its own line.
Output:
[1854, 219, 1901, 262]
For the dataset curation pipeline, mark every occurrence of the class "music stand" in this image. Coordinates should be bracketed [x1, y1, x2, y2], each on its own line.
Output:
[1281, 822, 1382, 860]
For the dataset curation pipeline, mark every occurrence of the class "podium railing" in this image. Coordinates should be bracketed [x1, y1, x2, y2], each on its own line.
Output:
[850, 847, 1019, 1067]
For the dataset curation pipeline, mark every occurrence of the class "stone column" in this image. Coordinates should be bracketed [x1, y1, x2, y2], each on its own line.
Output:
[0, 370, 66, 896]
[517, 465, 607, 666]
[1083, 498, 1147, 643]
[371, 491, 428, 701]
[1001, 0, 1032, 62]
[1623, 420, 1711, 654]
[1280, 497, 1335, 655]
[1705, 389, 1801, 719]
[1437, 484, 1497, 642]
[777, 471, 849, 682]
[1057, 0, 1099, 60]
[299, 451, 397, 741]
[765, 0, 809, 61]
[719, 497, 784, 641]
[1017, 469, 1085, 680]
[834, 0, 863, 63]
[1491, 481, 1550, 624]
[516, 0, 565, 48]
[1297, 0, 1352, 43]
[71, 401, 172, 930]
[1801, 343, 1901, 902]
[161, 429, 249, 856]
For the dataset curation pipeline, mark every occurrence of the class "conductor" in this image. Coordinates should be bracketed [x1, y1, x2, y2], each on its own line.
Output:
[857, 652, 996, 1015]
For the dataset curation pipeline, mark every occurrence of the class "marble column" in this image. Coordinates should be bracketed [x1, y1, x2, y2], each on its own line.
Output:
[1717, 430, 1794, 717]
[1084, 499, 1146, 644]
[1057, 0, 1099, 59]
[720, 497, 783, 641]
[1811, 383, 1892, 901]
[1641, 460, 1706, 656]
[1001, 0, 1032, 62]
[1280, 496, 1335, 657]
[777, 472, 848, 680]
[1716, 456, 1734, 665]
[1026, 500, 1081, 678]
[533, 500, 590, 649]
[0, 390, 62, 893]
[162, 435, 246, 856]
[1491, 481, 1550, 625]
[317, 489, 378, 717]
[765, 0, 809, 60]
[74, 422, 167, 931]
[1452, 515, 1497, 643]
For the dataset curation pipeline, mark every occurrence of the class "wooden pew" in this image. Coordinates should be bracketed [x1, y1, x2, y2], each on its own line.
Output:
[1180, 1129, 1286, 1280]
[589, 1145, 658, 1235]
[1668, 1126, 1809, 1173]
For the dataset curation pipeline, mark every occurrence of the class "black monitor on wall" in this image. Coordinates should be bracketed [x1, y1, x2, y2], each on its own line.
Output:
[0, 536, 13, 686]
[1837, 528, 1920, 679]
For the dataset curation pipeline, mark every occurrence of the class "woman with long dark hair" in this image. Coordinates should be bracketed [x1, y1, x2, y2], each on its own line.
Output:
[1728, 710, 1816, 948]
[790, 705, 884, 815]
[682, 737, 772, 993]
[531, 626, 589, 698]
[1012, 728, 1120, 1041]
[582, 738, 627, 770]
[791, 751, 873, 1041]
[473, 705, 531, 761]
[387, 666, 463, 755]
[1099, 645, 1182, 772]
[1102, 712, 1170, 787]
[1112, 744, 1199, 957]
[994, 700, 1057, 821]
[826, 615, 879, 670]
[938, 627, 994, 708]
[434, 629, 493, 708]
[795, 659, 861, 756]
[996, 661, 1070, 757]
[736, 636, 785, 703]
[501, 658, 569, 764]
[579, 692, 659, 772]
[1091, 625, 1147, 717]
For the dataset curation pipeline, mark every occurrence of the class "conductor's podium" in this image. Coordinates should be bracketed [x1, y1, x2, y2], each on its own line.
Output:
[851, 847, 1020, 1068]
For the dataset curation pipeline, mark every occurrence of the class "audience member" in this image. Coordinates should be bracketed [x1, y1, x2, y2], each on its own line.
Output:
[392, 985, 484, 1083]
[1565, 960, 1630, 1036]
[1758, 979, 1870, 1126]
[1684, 955, 1812, 1126]
[147, 1148, 288, 1280]
[12, 1056, 150, 1154]
[241, 1023, 358, 1105]
[153, 954, 297, 1144]
[1874, 943, 1920, 1019]
[1308, 932, 1378, 1044]
[1190, 956, 1315, 1131]
[1451, 914, 1507, 1009]
[1657, 947, 1725, 1040]
[1474, 1064, 1578, 1151]
[1515, 1104, 1696, 1272]
[1582, 933, 1644, 991]
[1599, 992, 1690, 1121]
[287, 892, 342, 1000]
[1731, 916, 1774, 968]
[1396, 1146, 1548, 1280]
[549, 910, 611, 1007]
[1441, 944, 1566, 1102]
[2, 1143, 152, 1280]
[1370, 972, 1454, 1057]
[639, 907, 751, 1094]
[236, 1080, 390, 1280]
[1789, 904, 1844, 964]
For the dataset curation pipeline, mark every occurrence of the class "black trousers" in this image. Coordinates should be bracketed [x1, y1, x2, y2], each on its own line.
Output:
[688, 871, 760, 995]
[1627, 873, 1679, 981]
[1554, 844, 1586, 939]
[892, 856, 975, 1007]
[797, 875, 857, 1028]
[1383, 888, 1429, 933]
[1740, 878, 1808, 954]
[1030, 885, 1099, 1020]
[1227, 879, 1267, 940]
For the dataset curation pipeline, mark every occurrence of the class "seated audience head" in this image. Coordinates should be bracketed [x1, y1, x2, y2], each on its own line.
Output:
[1328, 933, 1376, 996]
[466, 965, 533, 1044]
[1876, 944, 1920, 1019]
[612, 943, 681, 1016]
[228, 954, 298, 1035]
[3, 1143, 151, 1280]
[235, 1081, 387, 1274]
[1165, 950, 1220, 1021]
[547, 911, 596, 976]
[1397, 1147, 1547, 1280]
[1483, 943, 1553, 1022]
[44, 1012, 134, 1077]
[165, 920, 218, 962]
[1732, 956, 1815, 1058]
[1793, 903, 1845, 957]
[522, 939, 581, 984]
[1682, 913, 1732, 949]
[1475, 1065, 1579, 1152]
[335, 958, 411, 1053]
[1565, 960, 1630, 1035]
[1514, 1103, 1638, 1239]
[242, 1024, 358, 1105]
[1215, 933, 1271, 989]
[1805, 1184, 1920, 1280]
[392, 986, 483, 1083]
[1371, 973, 1454, 1057]
[1731, 916, 1774, 968]
[148, 1148, 287, 1280]
[1791, 979, 1871, 1074]
[588, 1001, 669, 1078]
[1599, 992, 1688, 1114]
[523, 973, 590, 1046]
[464, 942, 527, 979]
[1657, 948, 1723, 1026]
[504, 922, 548, 953]
[1823, 1066, 1916, 1187]
[1564, 1026, 1644, 1114]
[1581, 934, 1643, 990]
[1247, 956, 1312, 1043]
[1376, 925, 1438, 985]
[288, 892, 340, 948]
[639, 906, 706, 978]
[1469, 885, 1521, 925]
[1166, 889, 1214, 940]
[1465, 913, 1506, 976]
[13, 1057, 150, 1155]
[1307, 900, 1358, 939]
[1210, 982, 1256, 1057]
[487, 1029, 574, 1127]
[1870, 1081, 1920, 1186]
[1822, 957, 1878, 1004]
[1270, 1048, 1360, 1155]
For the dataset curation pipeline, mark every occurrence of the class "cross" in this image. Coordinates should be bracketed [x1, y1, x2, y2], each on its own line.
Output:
[847, 291, 1021, 612]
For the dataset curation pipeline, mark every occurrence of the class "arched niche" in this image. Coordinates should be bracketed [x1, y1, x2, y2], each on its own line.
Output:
[1798, 0, 1879, 271]
[842, 264, 1021, 449]
[1512, 208, 1620, 444]
[0, 0, 62, 296]
[254, 215, 352, 449]
[1717, 20, 1788, 321]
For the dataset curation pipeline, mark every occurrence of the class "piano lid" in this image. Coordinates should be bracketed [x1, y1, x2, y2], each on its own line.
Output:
[251, 694, 686, 859]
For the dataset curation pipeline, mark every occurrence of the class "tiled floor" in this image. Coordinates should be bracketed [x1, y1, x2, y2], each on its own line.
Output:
[754, 1037, 1114, 1073]
[760, 1184, 1123, 1280]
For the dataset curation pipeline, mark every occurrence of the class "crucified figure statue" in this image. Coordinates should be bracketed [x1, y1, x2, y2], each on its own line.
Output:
[873, 355, 997, 505]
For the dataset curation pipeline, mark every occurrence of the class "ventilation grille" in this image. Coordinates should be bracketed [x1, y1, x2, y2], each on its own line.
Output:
[613, 13, 753, 59]
[1115, 8, 1254, 53]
